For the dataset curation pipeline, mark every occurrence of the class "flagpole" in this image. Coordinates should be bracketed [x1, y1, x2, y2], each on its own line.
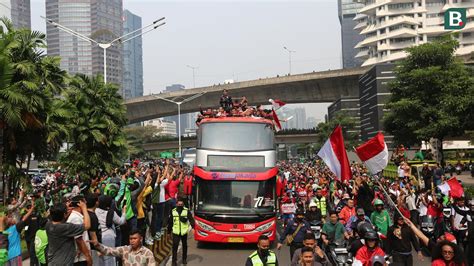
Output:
[372, 174, 405, 218]
[352, 146, 404, 218]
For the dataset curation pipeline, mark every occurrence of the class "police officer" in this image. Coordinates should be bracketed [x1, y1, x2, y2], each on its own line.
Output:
[168, 198, 195, 266]
[246, 234, 278, 266]
[311, 188, 327, 217]
[277, 209, 312, 260]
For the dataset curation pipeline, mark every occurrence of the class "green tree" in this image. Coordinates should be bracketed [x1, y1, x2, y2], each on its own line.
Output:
[384, 35, 474, 163]
[124, 125, 160, 158]
[61, 74, 127, 179]
[0, 18, 70, 195]
[313, 111, 359, 150]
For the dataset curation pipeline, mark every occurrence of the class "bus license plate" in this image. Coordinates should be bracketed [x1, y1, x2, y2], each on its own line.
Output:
[228, 237, 244, 243]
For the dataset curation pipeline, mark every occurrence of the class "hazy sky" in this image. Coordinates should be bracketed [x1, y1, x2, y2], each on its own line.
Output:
[30, 0, 342, 122]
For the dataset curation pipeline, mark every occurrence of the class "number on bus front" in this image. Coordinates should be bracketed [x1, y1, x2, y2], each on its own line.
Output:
[254, 196, 264, 208]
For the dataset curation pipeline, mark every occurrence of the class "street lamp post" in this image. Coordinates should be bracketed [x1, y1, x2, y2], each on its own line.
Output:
[186, 65, 198, 88]
[283, 46, 295, 75]
[153, 92, 206, 157]
[42, 16, 166, 84]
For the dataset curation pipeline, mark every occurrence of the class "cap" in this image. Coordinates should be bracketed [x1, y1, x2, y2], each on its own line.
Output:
[343, 193, 350, 200]
[374, 199, 384, 206]
[357, 208, 365, 216]
[309, 201, 317, 208]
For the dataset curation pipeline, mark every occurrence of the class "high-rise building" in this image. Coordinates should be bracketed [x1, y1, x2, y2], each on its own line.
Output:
[327, 96, 361, 140]
[306, 117, 318, 129]
[145, 119, 177, 138]
[358, 63, 394, 145]
[10, 0, 30, 29]
[46, 0, 123, 85]
[122, 10, 143, 99]
[294, 107, 307, 129]
[163, 84, 190, 135]
[338, 0, 365, 68]
[91, 0, 123, 86]
[354, 0, 474, 67]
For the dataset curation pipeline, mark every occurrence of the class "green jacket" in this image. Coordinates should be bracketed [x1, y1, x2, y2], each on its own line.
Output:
[370, 210, 392, 236]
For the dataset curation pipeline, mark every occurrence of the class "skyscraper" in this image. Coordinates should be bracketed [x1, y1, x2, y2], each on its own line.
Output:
[91, 0, 123, 86]
[294, 107, 307, 129]
[338, 0, 365, 68]
[46, 0, 123, 86]
[122, 10, 143, 99]
[354, 0, 474, 66]
[163, 84, 190, 135]
[10, 0, 30, 29]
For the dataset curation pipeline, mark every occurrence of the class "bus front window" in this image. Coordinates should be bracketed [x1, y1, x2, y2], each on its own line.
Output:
[196, 180, 275, 214]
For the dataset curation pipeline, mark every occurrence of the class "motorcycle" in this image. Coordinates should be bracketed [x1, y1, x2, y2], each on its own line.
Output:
[309, 220, 322, 243]
[455, 165, 462, 175]
[327, 239, 352, 266]
[442, 207, 453, 234]
[420, 216, 435, 256]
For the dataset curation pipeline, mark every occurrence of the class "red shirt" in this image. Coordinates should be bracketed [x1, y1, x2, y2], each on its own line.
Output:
[431, 259, 465, 266]
[354, 246, 385, 266]
[168, 179, 180, 199]
[427, 202, 442, 219]
[183, 176, 193, 195]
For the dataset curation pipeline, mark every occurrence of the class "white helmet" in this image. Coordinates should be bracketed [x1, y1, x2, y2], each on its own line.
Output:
[309, 201, 317, 208]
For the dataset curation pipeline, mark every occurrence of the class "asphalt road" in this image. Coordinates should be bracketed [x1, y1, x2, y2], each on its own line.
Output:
[165, 226, 433, 266]
[166, 233, 290, 266]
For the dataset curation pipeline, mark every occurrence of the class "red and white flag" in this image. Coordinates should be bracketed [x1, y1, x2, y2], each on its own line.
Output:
[271, 109, 282, 131]
[269, 99, 286, 110]
[438, 177, 464, 198]
[355, 132, 389, 175]
[317, 126, 351, 182]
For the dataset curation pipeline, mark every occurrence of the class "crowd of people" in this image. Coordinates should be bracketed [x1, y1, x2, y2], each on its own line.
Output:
[269, 158, 474, 266]
[1, 159, 193, 266]
[196, 89, 275, 123]
[0, 157, 472, 266]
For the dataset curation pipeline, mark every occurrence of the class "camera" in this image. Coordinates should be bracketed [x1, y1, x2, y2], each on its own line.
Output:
[70, 200, 80, 207]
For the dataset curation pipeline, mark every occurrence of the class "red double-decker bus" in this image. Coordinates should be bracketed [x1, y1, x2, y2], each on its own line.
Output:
[193, 117, 277, 244]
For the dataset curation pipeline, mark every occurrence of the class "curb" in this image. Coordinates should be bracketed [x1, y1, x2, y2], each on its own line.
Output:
[149, 229, 173, 265]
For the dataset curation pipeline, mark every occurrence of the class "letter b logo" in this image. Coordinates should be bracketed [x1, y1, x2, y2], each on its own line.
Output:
[445, 8, 466, 30]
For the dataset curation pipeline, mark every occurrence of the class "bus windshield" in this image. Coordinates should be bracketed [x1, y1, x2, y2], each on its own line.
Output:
[198, 122, 274, 151]
[196, 179, 275, 214]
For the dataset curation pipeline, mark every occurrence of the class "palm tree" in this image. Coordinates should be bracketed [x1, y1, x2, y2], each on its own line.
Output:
[0, 18, 70, 196]
[61, 74, 127, 179]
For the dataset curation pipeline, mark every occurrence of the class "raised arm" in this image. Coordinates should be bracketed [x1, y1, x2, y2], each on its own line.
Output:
[79, 201, 91, 230]
[404, 217, 429, 247]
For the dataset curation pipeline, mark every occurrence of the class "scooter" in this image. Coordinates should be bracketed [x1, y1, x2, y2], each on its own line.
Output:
[442, 207, 453, 233]
[420, 216, 435, 256]
[309, 220, 322, 243]
[327, 239, 352, 266]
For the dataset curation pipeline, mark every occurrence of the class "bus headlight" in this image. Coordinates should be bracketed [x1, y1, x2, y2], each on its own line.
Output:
[254, 221, 274, 232]
[196, 220, 215, 232]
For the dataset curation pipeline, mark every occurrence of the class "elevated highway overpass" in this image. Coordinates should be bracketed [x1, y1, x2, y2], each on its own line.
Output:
[125, 67, 369, 124]
[142, 134, 318, 152]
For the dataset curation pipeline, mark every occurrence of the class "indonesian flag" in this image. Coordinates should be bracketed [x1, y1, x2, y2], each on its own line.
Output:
[317, 126, 351, 182]
[355, 132, 389, 175]
[269, 99, 286, 110]
[438, 177, 464, 198]
[272, 109, 282, 131]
